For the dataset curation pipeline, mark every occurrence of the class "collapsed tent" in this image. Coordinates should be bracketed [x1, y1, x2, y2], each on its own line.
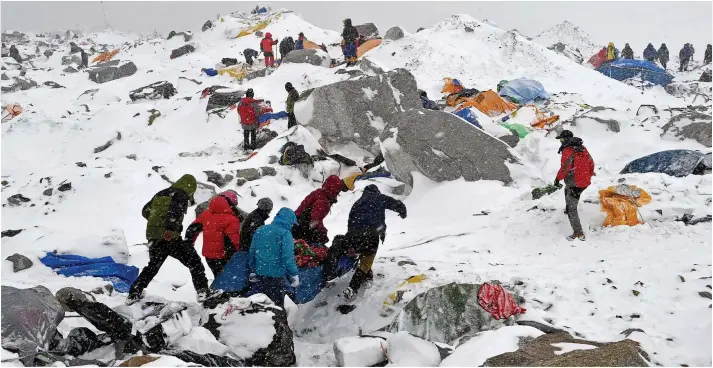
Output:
[588, 47, 607, 69]
[453, 107, 482, 128]
[442, 78, 463, 94]
[596, 59, 674, 86]
[499, 105, 559, 131]
[458, 90, 518, 117]
[2, 103, 22, 123]
[357, 39, 382, 58]
[91, 49, 119, 63]
[217, 64, 249, 80]
[599, 184, 652, 227]
[620, 150, 712, 177]
[40, 252, 139, 293]
[497, 79, 550, 104]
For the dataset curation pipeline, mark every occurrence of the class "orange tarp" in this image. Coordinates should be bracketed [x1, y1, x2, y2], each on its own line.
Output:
[303, 40, 320, 49]
[458, 90, 518, 117]
[92, 49, 119, 63]
[357, 39, 382, 58]
[599, 185, 652, 227]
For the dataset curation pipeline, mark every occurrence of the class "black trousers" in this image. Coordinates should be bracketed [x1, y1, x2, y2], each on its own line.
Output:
[323, 230, 380, 286]
[256, 275, 285, 308]
[287, 112, 297, 129]
[129, 240, 209, 298]
[206, 258, 228, 278]
[243, 130, 257, 150]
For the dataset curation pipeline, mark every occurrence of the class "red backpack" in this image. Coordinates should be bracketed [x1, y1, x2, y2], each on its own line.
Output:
[260, 38, 273, 53]
[237, 98, 258, 125]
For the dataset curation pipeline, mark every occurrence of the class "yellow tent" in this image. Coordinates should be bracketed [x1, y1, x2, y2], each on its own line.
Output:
[599, 185, 652, 227]
[217, 64, 249, 80]
[237, 21, 269, 38]
[357, 39, 382, 58]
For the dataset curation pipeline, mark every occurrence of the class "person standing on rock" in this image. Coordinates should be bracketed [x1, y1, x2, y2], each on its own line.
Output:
[327, 184, 407, 301]
[657, 43, 670, 69]
[341, 18, 359, 66]
[243, 48, 259, 66]
[553, 130, 595, 241]
[127, 174, 211, 305]
[285, 82, 299, 129]
[295, 33, 305, 50]
[260, 32, 278, 68]
[248, 207, 299, 308]
[292, 175, 347, 245]
[704, 44, 711, 64]
[238, 88, 262, 151]
[240, 197, 273, 251]
[621, 43, 634, 59]
[184, 190, 241, 277]
[643, 43, 657, 63]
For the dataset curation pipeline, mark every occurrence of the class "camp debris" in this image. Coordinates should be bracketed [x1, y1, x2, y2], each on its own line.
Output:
[217, 64, 250, 81]
[381, 274, 428, 316]
[499, 105, 560, 136]
[129, 81, 177, 102]
[497, 78, 550, 104]
[148, 109, 161, 125]
[453, 107, 481, 128]
[357, 39, 382, 58]
[531, 184, 560, 199]
[596, 59, 674, 86]
[91, 49, 119, 63]
[459, 90, 518, 117]
[599, 184, 652, 227]
[620, 150, 711, 177]
[2, 103, 23, 123]
[39, 252, 139, 293]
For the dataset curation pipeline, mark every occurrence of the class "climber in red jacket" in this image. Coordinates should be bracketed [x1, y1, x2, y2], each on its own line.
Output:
[260, 32, 279, 68]
[292, 175, 346, 245]
[185, 190, 241, 277]
[554, 130, 595, 241]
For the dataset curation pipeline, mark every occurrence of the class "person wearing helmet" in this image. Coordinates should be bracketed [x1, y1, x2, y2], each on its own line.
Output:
[240, 197, 274, 251]
[185, 190, 242, 277]
[237, 88, 263, 151]
[295, 32, 305, 50]
[285, 82, 300, 129]
[260, 32, 278, 68]
[341, 18, 359, 66]
[554, 130, 595, 241]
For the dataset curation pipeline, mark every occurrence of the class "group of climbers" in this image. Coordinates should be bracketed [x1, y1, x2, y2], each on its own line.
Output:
[605, 41, 711, 71]
[244, 31, 311, 68]
[236, 83, 301, 150]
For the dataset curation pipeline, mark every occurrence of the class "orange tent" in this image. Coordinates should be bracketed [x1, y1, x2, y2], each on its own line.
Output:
[92, 49, 119, 63]
[599, 185, 651, 227]
[458, 90, 518, 117]
[442, 78, 463, 94]
[303, 40, 320, 49]
[357, 39, 382, 58]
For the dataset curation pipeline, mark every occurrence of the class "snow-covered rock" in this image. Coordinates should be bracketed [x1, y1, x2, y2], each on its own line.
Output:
[384, 27, 405, 41]
[333, 334, 389, 367]
[355, 23, 379, 39]
[87, 60, 137, 84]
[533, 20, 599, 62]
[283, 49, 330, 68]
[385, 331, 441, 366]
[661, 110, 712, 148]
[442, 325, 544, 367]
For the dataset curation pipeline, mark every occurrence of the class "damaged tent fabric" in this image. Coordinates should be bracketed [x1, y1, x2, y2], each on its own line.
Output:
[596, 59, 674, 86]
[497, 79, 550, 104]
[620, 150, 711, 177]
[40, 252, 139, 293]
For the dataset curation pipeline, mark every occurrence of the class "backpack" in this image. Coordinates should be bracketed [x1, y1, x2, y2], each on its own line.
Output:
[237, 100, 258, 125]
[279, 142, 312, 165]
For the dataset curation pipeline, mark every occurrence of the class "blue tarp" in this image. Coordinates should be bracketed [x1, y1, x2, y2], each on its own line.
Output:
[40, 253, 139, 293]
[211, 251, 356, 304]
[498, 79, 550, 104]
[258, 110, 288, 123]
[257, 7, 268, 14]
[596, 59, 674, 86]
[454, 108, 482, 128]
[620, 150, 708, 177]
[203, 68, 218, 77]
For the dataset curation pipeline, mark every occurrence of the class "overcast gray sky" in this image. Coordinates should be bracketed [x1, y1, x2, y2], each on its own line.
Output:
[2, 1, 711, 52]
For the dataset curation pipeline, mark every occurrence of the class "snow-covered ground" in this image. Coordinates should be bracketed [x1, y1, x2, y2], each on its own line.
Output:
[2, 8, 711, 367]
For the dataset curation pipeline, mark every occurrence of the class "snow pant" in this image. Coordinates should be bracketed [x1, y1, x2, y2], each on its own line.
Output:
[325, 229, 380, 292]
[256, 275, 285, 308]
[344, 42, 357, 64]
[129, 239, 209, 299]
[680, 57, 690, 71]
[287, 112, 297, 129]
[264, 52, 274, 67]
[243, 129, 257, 150]
[206, 258, 229, 278]
[661, 60, 667, 69]
[565, 186, 586, 235]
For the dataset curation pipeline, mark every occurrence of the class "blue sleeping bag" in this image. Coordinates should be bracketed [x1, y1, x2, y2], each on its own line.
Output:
[620, 150, 708, 177]
[211, 251, 356, 304]
[40, 252, 139, 293]
[498, 79, 550, 104]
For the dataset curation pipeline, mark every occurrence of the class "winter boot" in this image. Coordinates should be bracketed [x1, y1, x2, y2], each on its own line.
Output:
[342, 287, 356, 302]
[566, 233, 586, 241]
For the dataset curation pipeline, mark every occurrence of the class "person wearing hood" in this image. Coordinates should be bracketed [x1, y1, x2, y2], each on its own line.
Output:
[279, 36, 295, 61]
[554, 130, 595, 241]
[704, 44, 711, 64]
[243, 48, 259, 66]
[285, 82, 300, 129]
[606, 42, 617, 62]
[248, 207, 299, 308]
[341, 18, 359, 66]
[185, 190, 241, 277]
[240, 197, 273, 251]
[260, 32, 278, 68]
[292, 175, 346, 245]
[643, 43, 657, 62]
[237, 88, 263, 151]
[326, 184, 407, 300]
[8, 45, 21, 64]
[127, 174, 210, 304]
[679, 43, 693, 71]
[621, 43, 634, 59]
[295, 32, 305, 50]
[657, 43, 670, 69]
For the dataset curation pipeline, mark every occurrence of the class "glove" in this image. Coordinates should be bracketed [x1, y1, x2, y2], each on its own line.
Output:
[399, 211, 407, 219]
[249, 273, 258, 283]
[290, 275, 300, 288]
[553, 179, 562, 188]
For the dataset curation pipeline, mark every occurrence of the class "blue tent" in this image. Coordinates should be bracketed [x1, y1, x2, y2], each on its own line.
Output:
[620, 150, 710, 177]
[597, 59, 674, 86]
[40, 253, 139, 293]
[257, 7, 268, 14]
[454, 108, 481, 128]
[498, 79, 550, 104]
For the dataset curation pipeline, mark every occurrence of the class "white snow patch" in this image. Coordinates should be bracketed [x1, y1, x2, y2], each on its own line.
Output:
[441, 325, 544, 367]
[386, 331, 441, 367]
[362, 87, 378, 101]
[366, 111, 386, 133]
[551, 342, 598, 355]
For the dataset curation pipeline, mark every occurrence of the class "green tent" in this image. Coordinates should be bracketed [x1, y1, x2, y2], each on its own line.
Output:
[501, 123, 530, 138]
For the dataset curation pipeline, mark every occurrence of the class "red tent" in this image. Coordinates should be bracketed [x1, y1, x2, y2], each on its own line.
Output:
[588, 47, 607, 68]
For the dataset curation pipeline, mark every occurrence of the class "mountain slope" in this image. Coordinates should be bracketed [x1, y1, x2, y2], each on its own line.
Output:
[533, 20, 600, 58]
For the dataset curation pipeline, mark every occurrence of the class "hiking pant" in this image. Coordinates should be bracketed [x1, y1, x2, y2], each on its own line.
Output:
[327, 229, 380, 292]
[661, 60, 667, 69]
[344, 43, 357, 59]
[565, 186, 586, 235]
[264, 52, 274, 67]
[287, 112, 297, 129]
[206, 258, 228, 278]
[243, 129, 256, 150]
[256, 275, 285, 308]
[245, 56, 254, 66]
[129, 240, 209, 298]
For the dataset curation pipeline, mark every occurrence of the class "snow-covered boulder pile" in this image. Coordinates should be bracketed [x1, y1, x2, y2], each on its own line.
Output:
[1, 76, 37, 93]
[61, 52, 82, 66]
[87, 60, 137, 84]
[283, 49, 330, 68]
[548, 42, 584, 64]
[129, 81, 178, 101]
[570, 106, 622, 133]
[661, 110, 712, 147]
[333, 331, 444, 367]
[384, 26, 405, 41]
[355, 23, 379, 39]
[533, 20, 599, 64]
[665, 81, 712, 105]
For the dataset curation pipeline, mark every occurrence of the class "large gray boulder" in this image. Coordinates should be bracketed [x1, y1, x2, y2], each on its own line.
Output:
[283, 49, 330, 67]
[1, 76, 38, 93]
[129, 81, 177, 101]
[5, 253, 33, 272]
[384, 26, 405, 41]
[88, 60, 137, 84]
[295, 68, 518, 189]
[661, 111, 712, 148]
[355, 23, 379, 39]
[61, 52, 82, 65]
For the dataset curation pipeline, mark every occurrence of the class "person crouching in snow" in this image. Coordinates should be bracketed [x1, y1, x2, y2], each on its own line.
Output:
[185, 190, 241, 277]
[238, 88, 262, 151]
[554, 130, 595, 241]
[248, 207, 299, 308]
[127, 174, 210, 305]
[240, 197, 274, 251]
[292, 175, 347, 245]
[260, 32, 278, 68]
